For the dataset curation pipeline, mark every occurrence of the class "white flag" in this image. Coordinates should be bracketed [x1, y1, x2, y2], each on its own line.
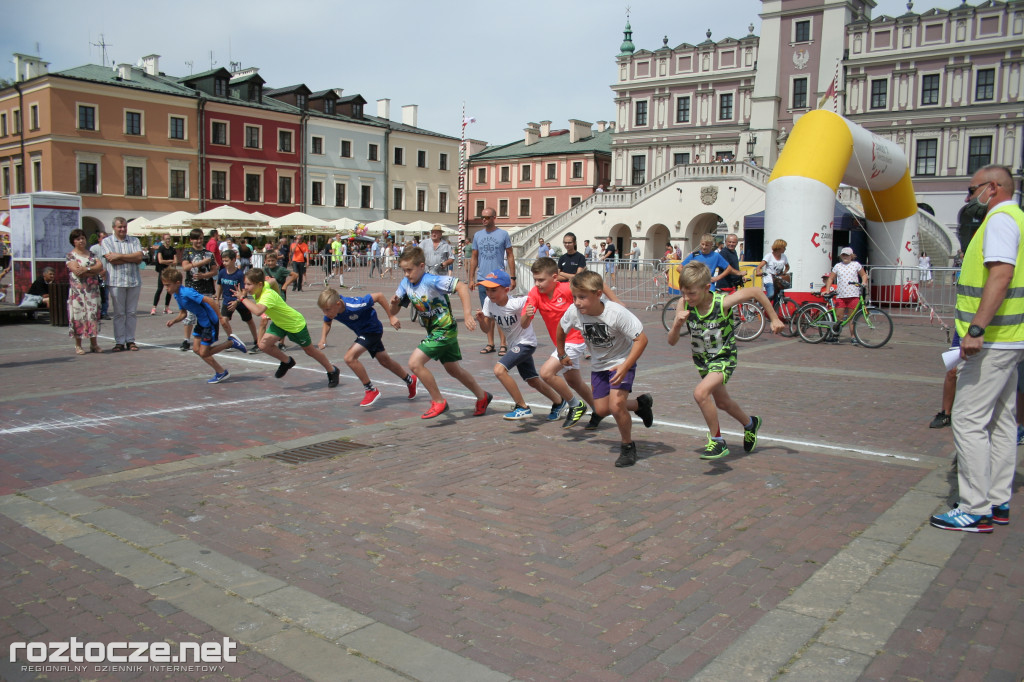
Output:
[462, 116, 477, 126]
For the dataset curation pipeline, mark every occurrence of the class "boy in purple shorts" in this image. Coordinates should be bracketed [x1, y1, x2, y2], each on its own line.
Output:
[556, 270, 654, 467]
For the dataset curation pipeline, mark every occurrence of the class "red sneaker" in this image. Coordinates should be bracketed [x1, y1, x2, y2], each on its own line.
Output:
[473, 392, 493, 417]
[422, 400, 449, 419]
[359, 388, 381, 407]
[407, 375, 418, 400]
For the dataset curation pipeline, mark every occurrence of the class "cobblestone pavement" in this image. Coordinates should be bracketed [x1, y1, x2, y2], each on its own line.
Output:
[0, 275, 1020, 681]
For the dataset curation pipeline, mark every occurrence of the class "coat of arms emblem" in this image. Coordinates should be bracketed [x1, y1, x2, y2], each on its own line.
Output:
[700, 186, 718, 205]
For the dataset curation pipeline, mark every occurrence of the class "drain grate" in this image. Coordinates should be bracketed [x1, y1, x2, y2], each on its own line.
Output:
[266, 439, 372, 464]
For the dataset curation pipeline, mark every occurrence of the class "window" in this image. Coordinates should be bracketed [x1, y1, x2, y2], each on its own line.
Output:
[570, 196, 582, 207]
[635, 100, 648, 126]
[438, 190, 448, 213]
[0, 113, 6, 136]
[14, 163, 23, 193]
[125, 111, 142, 135]
[475, 200, 485, 217]
[393, 186, 403, 210]
[676, 96, 690, 123]
[324, 100, 335, 115]
[2, 166, 9, 195]
[631, 155, 646, 185]
[32, 159, 41, 191]
[368, 143, 379, 161]
[544, 197, 556, 216]
[126, 166, 144, 196]
[245, 126, 260, 149]
[211, 121, 227, 145]
[795, 20, 811, 42]
[521, 164, 531, 182]
[975, 69, 995, 101]
[311, 181, 323, 206]
[417, 150, 427, 168]
[245, 173, 261, 202]
[477, 168, 486, 184]
[921, 75, 939, 106]
[719, 94, 733, 120]
[170, 116, 185, 140]
[211, 171, 227, 200]
[169, 169, 186, 199]
[361, 185, 372, 208]
[870, 80, 887, 109]
[340, 140, 352, 158]
[78, 162, 98, 194]
[519, 198, 530, 217]
[214, 78, 227, 97]
[311, 136, 323, 155]
[29, 104, 38, 131]
[278, 176, 292, 204]
[439, 153, 448, 171]
[572, 161, 583, 179]
[967, 136, 992, 175]
[278, 130, 293, 153]
[792, 78, 808, 109]
[417, 189, 427, 212]
[915, 139, 937, 176]
[352, 103, 363, 118]
[296, 94, 307, 110]
[546, 163, 557, 180]
[674, 152, 690, 165]
[498, 199, 509, 217]
[335, 182, 346, 207]
[394, 147, 404, 165]
[78, 105, 96, 131]
[500, 166, 510, 183]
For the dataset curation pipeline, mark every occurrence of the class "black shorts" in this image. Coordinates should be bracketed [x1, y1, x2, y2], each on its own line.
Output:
[354, 333, 386, 358]
[192, 323, 220, 347]
[221, 301, 252, 322]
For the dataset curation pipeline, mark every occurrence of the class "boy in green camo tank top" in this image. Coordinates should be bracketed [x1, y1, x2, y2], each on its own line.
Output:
[668, 261, 784, 461]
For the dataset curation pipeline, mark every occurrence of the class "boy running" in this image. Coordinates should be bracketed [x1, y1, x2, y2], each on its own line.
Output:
[216, 250, 259, 353]
[668, 261, 784, 460]
[389, 246, 491, 419]
[556, 271, 654, 468]
[475, 270, 563, 420]
[233, 268, 340, 387]
[179, 228, 217, 352]
[316, 287, 418, 406]
[162, 267, 247, 383]
[259, 250, 297, 349]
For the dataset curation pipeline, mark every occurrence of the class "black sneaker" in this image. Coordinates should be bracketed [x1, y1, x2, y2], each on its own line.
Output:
[584, 413, 604, 430]
[561, 399, 588, 429]
[327, 365, 340, 388]
[179, 340, 190, 351]
[700, 435, 730, 460]
[615, 442, 638, 468]
[634, 393, 654, 428]
[743, 416, 762, 453]
[992, 502, 1009, 526]
[929, 411, 951, 428]
[275, 357, 296, 379]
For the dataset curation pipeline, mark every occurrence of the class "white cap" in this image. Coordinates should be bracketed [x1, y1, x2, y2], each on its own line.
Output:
[840, 247, 854, 256]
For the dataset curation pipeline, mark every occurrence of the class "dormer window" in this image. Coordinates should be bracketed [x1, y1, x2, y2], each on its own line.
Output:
[214, 78, 227, 97]
[296, 94, 308, 110]
[324, 100, 335, 115]
[352, 103, 362, 118]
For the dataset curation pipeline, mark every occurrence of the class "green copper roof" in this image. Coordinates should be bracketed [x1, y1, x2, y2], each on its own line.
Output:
[470, 127, 611, 161]
[620, 21, 635, 55]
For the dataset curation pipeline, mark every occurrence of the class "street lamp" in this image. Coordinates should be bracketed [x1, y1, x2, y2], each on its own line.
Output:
[746, 134, 757, 159]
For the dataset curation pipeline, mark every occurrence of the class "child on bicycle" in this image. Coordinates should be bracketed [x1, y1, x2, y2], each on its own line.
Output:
[668, 262, 784, 461]
[825, 247, 869, 344]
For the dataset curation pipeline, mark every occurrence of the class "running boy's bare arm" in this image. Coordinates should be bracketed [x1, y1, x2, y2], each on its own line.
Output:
[667, 306, 690, 346]
[723, 287, 784, 334]
[454, 281, 477, 332]
[371, 292, 401, 329]
[609, 331, 648, 385]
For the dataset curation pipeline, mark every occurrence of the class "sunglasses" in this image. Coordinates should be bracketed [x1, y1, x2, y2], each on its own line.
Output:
[966, 183, 989, 199]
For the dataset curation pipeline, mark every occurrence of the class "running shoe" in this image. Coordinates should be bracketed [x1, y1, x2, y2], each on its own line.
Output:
[327, 366, 340, 388]
[992, 502, 1010, 526]
[150, 307, 157, 316]
[503, 405, 532, 420]
[635, 393, 654, 428]
[407, 375, 418, 400]
[275, 357, 296, 378]
[547, 400, 569, 421]
[228, 334, 248, 354]
[179, 340, 191, 351]
[248, 344, 260, 354]
[562, 399, 588, 429]
[360, 388, 381, 407]
[743, 415, 762, 453]
[164, 307, 172, 314]
[1018, 425, 1024, 445]
[473, 392, 493, 416]
[207, 370, 229, 384]
[615, 442, 638, 468]
[929, 412, 951, 429]
[422, 400, 449, 419]
[584, 413, 604, 430]
[700, 435, 730, 461]
[929, 507, 993, 533]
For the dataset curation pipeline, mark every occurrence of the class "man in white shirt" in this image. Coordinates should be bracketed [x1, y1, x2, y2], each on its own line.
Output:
[100, 217, 144, 351]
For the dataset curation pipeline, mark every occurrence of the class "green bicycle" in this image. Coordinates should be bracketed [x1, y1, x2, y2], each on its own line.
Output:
[795, 283, 893, 348]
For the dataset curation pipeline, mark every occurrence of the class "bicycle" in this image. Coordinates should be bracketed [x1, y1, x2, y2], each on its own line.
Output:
[794, 283, 893, 348]
[660, 286, 765, 341]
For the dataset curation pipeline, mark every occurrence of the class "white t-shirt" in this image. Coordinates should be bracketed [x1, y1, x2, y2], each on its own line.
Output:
[831, 261, 864, 298]
[761, 252, 789, 285]
[481, 294, 536, 349]
[560, 300, 644, 371]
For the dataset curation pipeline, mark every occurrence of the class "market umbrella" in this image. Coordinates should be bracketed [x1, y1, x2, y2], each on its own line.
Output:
[126, 217, 152, 236]
[327, 217, 362, 233]
[147, 211, 196, 237]
[187, 205, 267, 229]
[268, 212, 329, 233]
[364, 218, 404, 237]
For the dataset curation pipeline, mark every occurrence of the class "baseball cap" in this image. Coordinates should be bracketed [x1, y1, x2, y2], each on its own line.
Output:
[840, 247, 854, 256]
[479, 270, 511, 288]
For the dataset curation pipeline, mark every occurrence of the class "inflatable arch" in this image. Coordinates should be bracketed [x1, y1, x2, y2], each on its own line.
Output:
[766, 110, 918, 300]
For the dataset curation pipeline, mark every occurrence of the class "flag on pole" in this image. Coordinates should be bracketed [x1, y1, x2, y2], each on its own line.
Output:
[462, 115, 476, 126]
[817, 75, 837, 110]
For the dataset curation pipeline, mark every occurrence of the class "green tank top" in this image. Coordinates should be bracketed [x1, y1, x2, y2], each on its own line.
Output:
[686, 291, 738, 364]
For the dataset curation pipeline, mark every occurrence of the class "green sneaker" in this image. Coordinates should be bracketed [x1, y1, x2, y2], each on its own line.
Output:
[743, 415, 762, 453]
[700, 434, 730, 460]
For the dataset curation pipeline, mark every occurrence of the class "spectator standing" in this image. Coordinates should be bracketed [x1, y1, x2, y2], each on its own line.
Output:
[89, 230, 110, 319]
[469, 207, 516, 354]
[100, 216, 145, 352]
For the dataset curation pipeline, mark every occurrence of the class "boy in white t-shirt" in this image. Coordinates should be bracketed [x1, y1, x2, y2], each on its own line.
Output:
[477, 270, 564, 420]
[826, 247, 869, 343]
[557, 271, 654, 468]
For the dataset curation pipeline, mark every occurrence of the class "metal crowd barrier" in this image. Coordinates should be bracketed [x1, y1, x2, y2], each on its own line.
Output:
[864, 265, 958, 319]
[512, 258, 675, 308]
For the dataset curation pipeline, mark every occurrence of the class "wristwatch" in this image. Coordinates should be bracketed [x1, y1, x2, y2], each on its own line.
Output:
[967, 324, 986, 338]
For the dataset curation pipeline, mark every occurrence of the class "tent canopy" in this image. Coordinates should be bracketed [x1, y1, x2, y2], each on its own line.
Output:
[743, 201, 864, 232]
[188, 205, 268, 228]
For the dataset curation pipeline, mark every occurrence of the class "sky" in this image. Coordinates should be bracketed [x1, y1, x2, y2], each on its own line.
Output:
[1, 0, 965, 146]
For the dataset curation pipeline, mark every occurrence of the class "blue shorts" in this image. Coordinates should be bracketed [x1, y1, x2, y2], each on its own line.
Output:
[354, 333, 386, 358]
[497, 344, 539, 381]
[591, 364, 637, 399]
[192, 323, 220, 347]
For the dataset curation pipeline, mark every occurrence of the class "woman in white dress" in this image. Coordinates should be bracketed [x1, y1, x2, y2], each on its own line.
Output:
[918, 251, 932, 284]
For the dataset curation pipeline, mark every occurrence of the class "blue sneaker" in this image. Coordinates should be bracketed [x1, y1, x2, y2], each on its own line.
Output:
[1017, 425, 1024, 445]
[503, 405, 532, 421]
[929, 507, 993, 533]
[992, 502, 1009, 526]
[228, 334, 248, 353]
[547, 400, 568, 421]
[207, 370, 229, 384]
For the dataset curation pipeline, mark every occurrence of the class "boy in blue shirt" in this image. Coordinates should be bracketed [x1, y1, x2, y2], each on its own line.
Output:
[162, 266, 247, 383]
[216, 249, 259, 353]
[680, 233, 742, 291]
[316, 287, 419, 407]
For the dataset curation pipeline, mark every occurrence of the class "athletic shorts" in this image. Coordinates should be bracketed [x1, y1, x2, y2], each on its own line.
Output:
[354, 333, 386, 359]
[192, 323, 219, 347]
[550, 342, 587, 375]
[418, 331, 462, 364]
[695, 355, 737, 383]
[267, 321, 312, 347]
[835, 296, 858, 310]
[498, 344, 539, 381]
[591, 364, 636, 399]
[220, 301, 252, 322]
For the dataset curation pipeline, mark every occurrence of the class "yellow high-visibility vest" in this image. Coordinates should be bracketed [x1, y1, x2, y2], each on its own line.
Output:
[955, 203, 1024, 343]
